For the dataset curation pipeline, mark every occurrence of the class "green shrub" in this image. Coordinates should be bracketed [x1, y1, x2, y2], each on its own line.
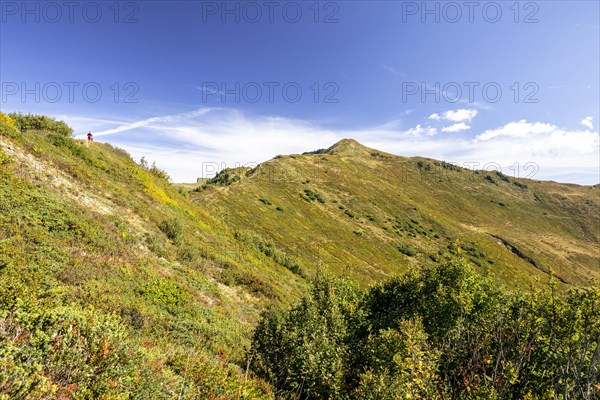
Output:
[495, 170, 510, 182]
[484, 175, 496, 184]
[143, 279, 190, 306]
[397, 243, 417, 257]
[441, 161, 460, 171]
[9, 113, 73, 137]
[513, 181, 528, 190]
[250, 276, 360, 399]
[177, 186, 189, 198]
[158, 217, 183, 243]
[0, 300, 169, 399]
[235, 231, 306, 278]
[144, 232, 167, 257]
[250, 261, 600, 399]
[47, 133, 84, 158]
[205, 167, 249, 187]
[218, 265, 246, 287]
[302, 188, 326, 203]
[178, 244, 201, 264]
[354, 320, 441, 400]
[149, 161, 170, 181]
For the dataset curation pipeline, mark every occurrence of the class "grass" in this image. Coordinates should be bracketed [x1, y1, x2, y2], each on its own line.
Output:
[193, 139, 599, 289]
[1, 116, 598, 398]
[0, 117, 301, 398]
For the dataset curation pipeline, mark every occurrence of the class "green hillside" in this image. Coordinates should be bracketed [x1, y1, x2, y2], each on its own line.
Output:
[0, 114, 598, 399]
[193, 138, 599, 289]
[0, 114, 305, 398]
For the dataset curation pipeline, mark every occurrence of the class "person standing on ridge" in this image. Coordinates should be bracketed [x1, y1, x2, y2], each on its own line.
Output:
[87, 131, 93, 141]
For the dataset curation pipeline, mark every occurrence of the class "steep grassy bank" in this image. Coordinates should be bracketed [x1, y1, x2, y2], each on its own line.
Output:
[0, 113, 309, 398]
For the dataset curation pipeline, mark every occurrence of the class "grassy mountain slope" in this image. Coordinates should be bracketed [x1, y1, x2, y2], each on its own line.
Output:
[0, 116, 314, 398]
[1, 113, 598, 398]
[193, 139, 599, 289]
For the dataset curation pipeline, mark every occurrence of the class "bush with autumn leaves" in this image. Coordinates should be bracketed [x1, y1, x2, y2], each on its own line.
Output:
[0, 279, 170, 399]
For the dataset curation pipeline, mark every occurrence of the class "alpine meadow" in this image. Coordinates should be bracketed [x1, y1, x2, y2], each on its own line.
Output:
[0, 113, 598, 399]
[1, 1, 599, 399]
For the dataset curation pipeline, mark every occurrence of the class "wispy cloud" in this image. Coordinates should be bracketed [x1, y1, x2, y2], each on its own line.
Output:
[382, 64, 407, 77]
[63, 110, 599, 185]
[55, 115, 129, 135]
[89, 108, 219, 138]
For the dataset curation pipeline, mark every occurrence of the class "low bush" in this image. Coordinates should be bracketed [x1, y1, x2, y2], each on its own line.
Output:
[513, 180, 528, 190]
[397, 243, 417, 257]
[302, 188, 326, 203]
[143, 279, 190, 306]
[0, 298, 169, 398]
[250, 260, 600, 399]
[205, 167, 249, 187]
[9, 113, 73, 137]
[158, 217, 183, 244]
[0, 114, 22, 140]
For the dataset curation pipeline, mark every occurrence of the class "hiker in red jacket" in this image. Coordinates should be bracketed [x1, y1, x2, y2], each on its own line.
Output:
[87, 131, 93, 141]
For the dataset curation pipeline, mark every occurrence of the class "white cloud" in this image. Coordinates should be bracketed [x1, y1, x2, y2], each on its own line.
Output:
[77, 108, 340, 181]
[581, 116, 594, 130]
[476, 120, 555, 141]
[64, 111, 599, 185]
[383, 64, 407, 77]
[474, 120, 599, 154]
[363, 120, 599, 184]
[441, 123, 471, 133]
[443, 109, 478, 122]
[428, 109, 478, 122]
[406, 124, 437, 136]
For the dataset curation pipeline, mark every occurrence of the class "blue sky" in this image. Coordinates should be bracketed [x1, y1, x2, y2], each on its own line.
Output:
[1, 0, 599, 183]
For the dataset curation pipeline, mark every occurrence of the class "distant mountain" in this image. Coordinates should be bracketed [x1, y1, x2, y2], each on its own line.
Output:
[195, 138, 599, 288]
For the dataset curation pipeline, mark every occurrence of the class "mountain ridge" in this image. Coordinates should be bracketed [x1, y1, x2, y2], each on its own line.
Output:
[195, 138, 599, 288]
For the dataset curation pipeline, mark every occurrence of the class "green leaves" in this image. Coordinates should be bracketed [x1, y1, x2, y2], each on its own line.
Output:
[250, 262, 600, 399]
[8, 113, 73, 137]
[0, 300, 168, 399]
[250, 275, 359, 400]
[143, 279, 191, 307]
[158, 217, 183, 244]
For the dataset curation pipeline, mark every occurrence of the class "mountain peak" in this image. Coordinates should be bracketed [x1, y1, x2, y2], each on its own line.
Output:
[326, 138, 370, 155]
